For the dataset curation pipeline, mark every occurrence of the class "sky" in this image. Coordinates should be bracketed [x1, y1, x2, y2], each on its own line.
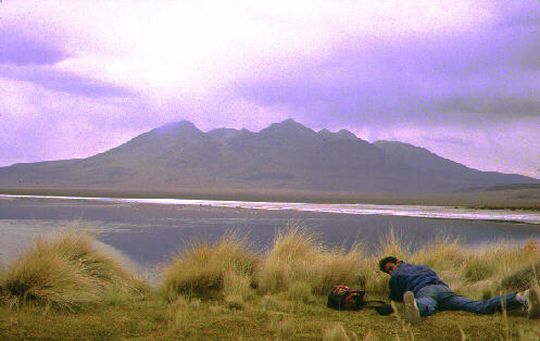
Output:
[1, 0, 539, 178]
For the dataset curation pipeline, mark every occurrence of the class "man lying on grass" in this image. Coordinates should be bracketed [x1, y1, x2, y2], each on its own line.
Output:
[379, 256, 540, 324]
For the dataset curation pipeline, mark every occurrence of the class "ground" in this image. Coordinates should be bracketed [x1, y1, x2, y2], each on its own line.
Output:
[2, 296, 539, 340]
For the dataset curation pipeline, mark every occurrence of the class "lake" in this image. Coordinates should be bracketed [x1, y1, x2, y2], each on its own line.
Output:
[1, 194, 539, 279]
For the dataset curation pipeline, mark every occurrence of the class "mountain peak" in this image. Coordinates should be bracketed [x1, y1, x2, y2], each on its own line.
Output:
[318, 128, 358, 141]
[280, 118, 299, 125]
[152, 120, 202, 135]
[335, 129, 357, 140]
[260, 119, 316, 137]
[270, 118, 305, 129]
[167, 120, 198, 129]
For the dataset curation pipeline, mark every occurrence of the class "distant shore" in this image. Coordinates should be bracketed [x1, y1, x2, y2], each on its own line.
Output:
[1, 186, 539, 211]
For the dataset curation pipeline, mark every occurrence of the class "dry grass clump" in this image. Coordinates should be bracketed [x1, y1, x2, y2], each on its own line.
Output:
[377, 229, 410, 261]
[1, 232, 145, 311]
[223, 269, 256, 309]
[258, 226, 364, 295]
[500, 261, 540, 292]
[162, 233, 259, 300]
[312, 246, 366, 294]
[374, 232, 540, 298]
[411, 237, 465, 270]
[463, 254, 496, 282]
[450, 240, 540, 297]
[496, 239, 540, 292]
[283, 281, 316, 304]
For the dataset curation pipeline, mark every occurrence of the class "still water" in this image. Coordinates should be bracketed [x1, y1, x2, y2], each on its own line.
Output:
[1, 195, 539, 276]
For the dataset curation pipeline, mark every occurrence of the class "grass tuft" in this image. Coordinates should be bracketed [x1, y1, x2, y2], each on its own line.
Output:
[1, 228, 540, 339]
[258, 225, 365, 295]
[1, 232, 144, 311]
[284, 281, 316, 304]
[161, 233, 259, 299]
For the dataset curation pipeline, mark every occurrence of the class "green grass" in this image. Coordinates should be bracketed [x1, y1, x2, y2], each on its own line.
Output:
[2, 295, 540, 340]
[1, 228, 540, 340]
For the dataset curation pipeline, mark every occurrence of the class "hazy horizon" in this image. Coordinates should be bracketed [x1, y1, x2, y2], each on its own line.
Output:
[1, 1, 539, 177]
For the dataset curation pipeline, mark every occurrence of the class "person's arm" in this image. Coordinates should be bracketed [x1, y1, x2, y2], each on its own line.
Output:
[388, 276, 403, 302]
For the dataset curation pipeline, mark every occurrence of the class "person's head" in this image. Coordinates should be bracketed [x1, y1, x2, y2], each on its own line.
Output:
[379, 256, 401, 275]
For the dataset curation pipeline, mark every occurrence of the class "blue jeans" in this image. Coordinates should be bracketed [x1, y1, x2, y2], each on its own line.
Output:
[414, 284, 523, 317]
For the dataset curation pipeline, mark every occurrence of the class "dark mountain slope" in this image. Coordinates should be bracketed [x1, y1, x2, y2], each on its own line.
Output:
[0, 119, 537, 193]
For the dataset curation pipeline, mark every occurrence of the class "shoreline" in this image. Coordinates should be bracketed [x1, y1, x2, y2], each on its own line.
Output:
[0, 187, 539, 211]
[2, 193, 539, 225]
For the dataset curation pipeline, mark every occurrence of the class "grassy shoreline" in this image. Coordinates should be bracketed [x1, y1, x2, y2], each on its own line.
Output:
[1, 228, 540, 339]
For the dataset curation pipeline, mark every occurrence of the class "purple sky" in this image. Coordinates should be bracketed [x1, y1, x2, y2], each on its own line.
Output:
[1, 1, 539, 178]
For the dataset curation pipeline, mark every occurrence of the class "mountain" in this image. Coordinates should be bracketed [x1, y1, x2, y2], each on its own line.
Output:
[318, 128, 358, 141]
[372, 141, 533, 189]
[0, 119, 537, 194]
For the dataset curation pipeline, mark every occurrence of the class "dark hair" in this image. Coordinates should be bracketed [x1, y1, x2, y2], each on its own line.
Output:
[378, 256, 399, 273]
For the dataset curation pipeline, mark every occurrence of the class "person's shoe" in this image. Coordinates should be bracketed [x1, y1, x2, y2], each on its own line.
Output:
[403, 291, 421, 324]
[526, 286, 540, 319]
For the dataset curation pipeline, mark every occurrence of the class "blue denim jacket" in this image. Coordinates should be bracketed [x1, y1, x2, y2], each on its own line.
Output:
[388, 262, 447, 302]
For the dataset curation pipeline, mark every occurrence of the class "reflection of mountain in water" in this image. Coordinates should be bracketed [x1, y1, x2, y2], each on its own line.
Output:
[0, 119, 537, 193]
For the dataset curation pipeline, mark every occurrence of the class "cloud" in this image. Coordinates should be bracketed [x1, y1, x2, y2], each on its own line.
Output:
[0, 78, 151, 166]
[0, 12, 135, 99]
[232, 3, 540, 127]
[0, 64, 136, 98]
[0, 28, 69, 65]
[0, 0, 539, 177]
[437, 94, 540, 117]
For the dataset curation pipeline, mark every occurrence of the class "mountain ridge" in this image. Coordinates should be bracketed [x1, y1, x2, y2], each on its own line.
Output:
[0, 119, 537, 194]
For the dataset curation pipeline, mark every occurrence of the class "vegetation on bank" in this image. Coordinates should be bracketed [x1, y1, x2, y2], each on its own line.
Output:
[0, 232, 148, 311]
[1, 227, 540, 339]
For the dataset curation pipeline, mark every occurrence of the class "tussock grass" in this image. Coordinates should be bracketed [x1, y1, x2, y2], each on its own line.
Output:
[1, 232, 146, 311]
[377, 229, 411, 261]
[258, 225, 365, 295]
[283, 281, 316, 304]
[160, 225, 539, 305]
[161, 233, 259, 300]
[223, 269, 255, 309]
[363, 230, 540, 300]
[1, 227, 540, 340]
[463, 254, 496, 282]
